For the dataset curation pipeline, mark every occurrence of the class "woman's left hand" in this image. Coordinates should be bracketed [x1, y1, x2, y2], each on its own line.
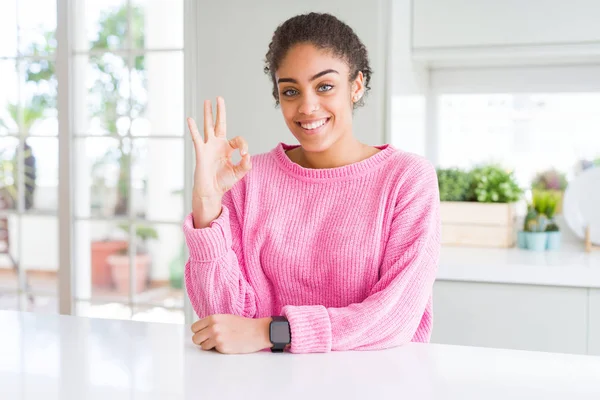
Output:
[191, 314, 273, 354]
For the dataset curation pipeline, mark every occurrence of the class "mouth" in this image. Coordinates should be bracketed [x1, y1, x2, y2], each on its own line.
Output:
[295, 117, 331, 135]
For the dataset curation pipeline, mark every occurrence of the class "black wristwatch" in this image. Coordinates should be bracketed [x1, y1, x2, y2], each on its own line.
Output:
[269, 316, 291, 353]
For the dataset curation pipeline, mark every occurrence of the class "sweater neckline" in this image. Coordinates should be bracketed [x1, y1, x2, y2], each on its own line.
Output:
[271, 142, 396, 181]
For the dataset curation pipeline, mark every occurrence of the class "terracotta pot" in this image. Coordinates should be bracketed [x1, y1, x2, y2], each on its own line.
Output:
[91, 241, 128, 287]
[107, 253, 150, 294]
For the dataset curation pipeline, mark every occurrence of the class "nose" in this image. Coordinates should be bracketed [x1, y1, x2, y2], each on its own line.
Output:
[297, 93, 320, 115]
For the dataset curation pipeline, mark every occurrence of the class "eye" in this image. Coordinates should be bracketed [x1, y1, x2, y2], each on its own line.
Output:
[318, 84, 334, 92]
[281, 89, 299, 97]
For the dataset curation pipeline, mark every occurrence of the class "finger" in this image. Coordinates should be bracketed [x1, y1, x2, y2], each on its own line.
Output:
[228, 136, 248, 156]
[191, 318, 210, 333]
[203, 100, 215, 142]
[214, 97, 227, 138]
[232, 153, 252, 178]
[187, 117, 202, 146]
[192, 330, 210, 346]
[200, 337, 218, 351]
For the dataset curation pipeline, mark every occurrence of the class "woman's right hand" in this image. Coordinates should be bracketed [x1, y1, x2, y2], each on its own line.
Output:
[187, 97, 252, 203]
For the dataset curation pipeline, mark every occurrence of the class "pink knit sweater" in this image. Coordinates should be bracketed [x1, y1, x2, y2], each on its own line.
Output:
[183, 142, 441, 354]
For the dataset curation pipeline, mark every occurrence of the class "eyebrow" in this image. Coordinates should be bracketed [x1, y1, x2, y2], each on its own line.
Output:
[277, 69, 339, 84]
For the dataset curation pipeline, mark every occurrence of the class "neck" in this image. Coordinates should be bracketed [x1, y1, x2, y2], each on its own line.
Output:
[296, 136, 371, 169]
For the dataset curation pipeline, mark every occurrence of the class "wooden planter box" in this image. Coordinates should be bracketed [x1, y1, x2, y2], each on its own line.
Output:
[440, 201, 517, 248]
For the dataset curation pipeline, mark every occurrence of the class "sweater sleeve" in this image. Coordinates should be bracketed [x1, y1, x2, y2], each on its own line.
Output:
[281, 160, 441, 353]
[183, 187, 257, 319]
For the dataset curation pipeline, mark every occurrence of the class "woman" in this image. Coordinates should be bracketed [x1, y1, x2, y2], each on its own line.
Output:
[185, 12, 440, 354]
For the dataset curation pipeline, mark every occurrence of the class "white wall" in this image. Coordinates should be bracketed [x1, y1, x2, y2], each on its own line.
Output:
[388, 0, 429, 156]
[194, 0, 390, 154]
[412, 0, 600, 49]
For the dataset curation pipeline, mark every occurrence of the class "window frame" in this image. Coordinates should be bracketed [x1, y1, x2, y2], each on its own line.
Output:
[53, 0, 194, 323]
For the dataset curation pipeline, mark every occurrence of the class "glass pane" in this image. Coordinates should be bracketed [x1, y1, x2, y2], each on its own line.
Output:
[74, 220, 131, 300]
[0, 137, 19, 210]
[76, 300, 132, 321]
[0, 215, 19, 292]
[131, 52, 184, 136]
[75, 0, 128, 52]
[0, 0, 17, 57]
[438, 93, 600, 186]
[0, 60, 20, 135]
[133, 0, 183, 49]
[21, 59, 58, 136]
[24, 295, 57, 314]
[17, 0, 57, 56]
[22, 215, 58, 295]
[133, 306, 184, 324]
[74, 54, 130, 136]
[134, 223, 184, 308]
[24, 137, 58, 212]
[74, 137, 130, 218]
[132, 139, 184, 221]
[0, 291, 19, 310]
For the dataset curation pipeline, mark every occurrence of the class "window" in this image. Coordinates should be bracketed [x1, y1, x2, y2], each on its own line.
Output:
[71, 0, 185, 323]
[0, 0, 188, 324]
[396, 65, 600, 189]
[0, 0, 59, 312]
[437, 93, 600, 187]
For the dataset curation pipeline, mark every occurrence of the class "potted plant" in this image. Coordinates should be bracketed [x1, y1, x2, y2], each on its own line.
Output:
[543, 191, 562, 251]
[531, 168, 568, 214]
[518, 190, 562, 251]
[525, 190, 550, 251]
[517, 203, 536, 249]
[107, 224, 158, 294]
[438, 164, 523, 248]
[524, 211, 549, 251]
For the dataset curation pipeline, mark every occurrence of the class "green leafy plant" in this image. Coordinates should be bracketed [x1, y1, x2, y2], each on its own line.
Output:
[0, 33, 55, 210]
[533, 190, 561, 232]
[526, 213, 548, 233]
[467, 164, 523, 203]
[531, 168, 568, 191]
[437, 168, 471, 201]
[116, 223, 159, 255]
[523, 203, 538, 231]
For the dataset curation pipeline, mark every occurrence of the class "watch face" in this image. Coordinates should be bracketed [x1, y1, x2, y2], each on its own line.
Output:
[270, 321, 290, 343]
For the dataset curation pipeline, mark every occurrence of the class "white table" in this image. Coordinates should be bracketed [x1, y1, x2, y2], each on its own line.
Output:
[1, 311, 599, 399]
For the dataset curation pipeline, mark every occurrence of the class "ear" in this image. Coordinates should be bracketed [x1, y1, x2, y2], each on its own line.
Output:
[351, 71, 365, 103]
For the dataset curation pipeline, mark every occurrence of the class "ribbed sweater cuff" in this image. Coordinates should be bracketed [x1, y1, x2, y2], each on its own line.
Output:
[282, 305, 332, 353]
[182, 206, 232, 262]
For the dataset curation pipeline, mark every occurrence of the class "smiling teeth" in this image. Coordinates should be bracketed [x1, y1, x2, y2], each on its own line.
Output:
[300, 118, 327, 130]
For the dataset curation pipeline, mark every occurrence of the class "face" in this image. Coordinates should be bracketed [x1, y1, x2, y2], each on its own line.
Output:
[275, 43, 364, 152]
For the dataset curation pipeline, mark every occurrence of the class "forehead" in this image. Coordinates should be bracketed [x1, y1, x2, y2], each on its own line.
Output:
[276, 43, 349, 81]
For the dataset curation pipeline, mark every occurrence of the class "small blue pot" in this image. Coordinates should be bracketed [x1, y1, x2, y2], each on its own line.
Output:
[525, 232, 548, 251]
[546, 231, 562, 251]
[517, 231, 528, 249]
